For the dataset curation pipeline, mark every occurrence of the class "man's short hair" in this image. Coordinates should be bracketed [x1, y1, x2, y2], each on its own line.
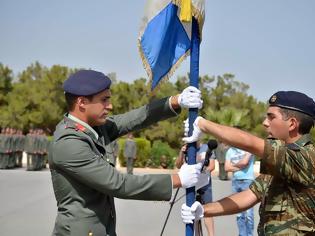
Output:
[65, 93, 93, 111]
[279, 108, 314, 134]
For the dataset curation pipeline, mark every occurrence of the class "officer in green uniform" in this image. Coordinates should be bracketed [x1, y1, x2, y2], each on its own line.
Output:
[0, 127, 8, 169]
[109, 139, 119, 167]
[49, 69, 203, 236]
[15, 129, 25, 168]
[214, 141, 229, 180]
[6, 127, 14, 168]
[35, 129, 44, 170]
[3, 127, 12, 169]
[25, 129, 36, 171]
[9, 128, 17, 169]
[181, 91, 315, 235]
[40, 129, 49, 169]
[123, 133, 137, 174]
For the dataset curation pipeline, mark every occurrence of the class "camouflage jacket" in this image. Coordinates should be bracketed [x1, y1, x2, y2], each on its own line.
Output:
[250, 134, 315, 235]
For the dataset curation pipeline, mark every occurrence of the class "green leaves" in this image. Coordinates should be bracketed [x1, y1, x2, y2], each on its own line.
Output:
[0, 63, 71, 131]
[0, 62, 271, 145]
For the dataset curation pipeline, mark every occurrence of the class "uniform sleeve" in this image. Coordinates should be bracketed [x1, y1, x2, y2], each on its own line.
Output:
[101, 97, 180, 141]
[52, 135, 172, 201]
[249, 174, 271, 201]
[261, 139, 314, 186]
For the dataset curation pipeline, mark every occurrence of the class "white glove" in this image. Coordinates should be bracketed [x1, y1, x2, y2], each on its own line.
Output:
[181, 201, 204, 224]
[183, 119, 189, 137]
[178, 86, 203, 109]
[178, 163, 202, 188]
[182, 116, 204, 143]
[195, 173, 210, 190]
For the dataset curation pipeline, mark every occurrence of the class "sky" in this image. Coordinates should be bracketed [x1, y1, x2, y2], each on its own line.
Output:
[0, 0, 314, 102]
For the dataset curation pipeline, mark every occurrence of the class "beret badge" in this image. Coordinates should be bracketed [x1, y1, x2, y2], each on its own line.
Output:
[270, 95, 277, 103]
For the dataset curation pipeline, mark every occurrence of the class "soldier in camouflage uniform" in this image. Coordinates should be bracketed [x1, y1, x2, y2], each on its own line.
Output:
[181, 91, 315, 235]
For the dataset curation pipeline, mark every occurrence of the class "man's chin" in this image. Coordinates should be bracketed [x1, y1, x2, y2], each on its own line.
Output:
[91, 119, 106, 127]
[267, 133, 274, 139]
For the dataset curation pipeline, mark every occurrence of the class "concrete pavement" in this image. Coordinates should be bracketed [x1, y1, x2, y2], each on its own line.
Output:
[0, 167, 259, 236]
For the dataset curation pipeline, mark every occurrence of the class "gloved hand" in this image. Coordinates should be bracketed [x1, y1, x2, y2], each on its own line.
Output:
[178, 86, 203, 109]
[182, 116, 204, 143]
[195, 173, 210, 190]
[181, 201, 204, 224]
[178, 163, 202, 188]
[183, 119, 189, 137]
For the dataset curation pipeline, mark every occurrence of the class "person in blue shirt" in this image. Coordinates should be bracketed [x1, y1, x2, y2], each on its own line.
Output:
[225, 147, 255, 236]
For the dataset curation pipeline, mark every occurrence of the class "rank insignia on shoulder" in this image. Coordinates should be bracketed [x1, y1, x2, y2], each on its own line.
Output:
[75, 123, 86, 132]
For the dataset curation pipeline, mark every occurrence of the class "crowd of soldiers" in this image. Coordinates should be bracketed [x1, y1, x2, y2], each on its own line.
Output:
[0, 127, 51, 171]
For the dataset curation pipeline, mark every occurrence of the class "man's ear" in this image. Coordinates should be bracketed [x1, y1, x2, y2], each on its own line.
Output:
[288, 117, 298, 132]
[77, 96, 88, 110]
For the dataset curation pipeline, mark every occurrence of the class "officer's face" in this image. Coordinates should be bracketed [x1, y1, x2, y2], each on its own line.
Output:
[85, 89, 113, 126]
[263, 106, 291, 141]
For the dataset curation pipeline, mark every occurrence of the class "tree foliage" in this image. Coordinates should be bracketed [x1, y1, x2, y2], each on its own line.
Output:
[0, 62, 285, 147]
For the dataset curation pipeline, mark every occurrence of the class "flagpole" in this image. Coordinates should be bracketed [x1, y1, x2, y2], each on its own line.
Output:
[186, 16, 200, 236]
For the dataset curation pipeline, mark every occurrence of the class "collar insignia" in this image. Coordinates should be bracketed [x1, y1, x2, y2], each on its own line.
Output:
[75, 123, 86, 132]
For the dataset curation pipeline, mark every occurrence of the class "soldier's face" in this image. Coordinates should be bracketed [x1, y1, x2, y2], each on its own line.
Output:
[263, 106, 291, 141]
[85, 89, 113, 126]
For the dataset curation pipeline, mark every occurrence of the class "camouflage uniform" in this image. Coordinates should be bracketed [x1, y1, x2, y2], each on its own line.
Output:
[250, 134, 315, 235]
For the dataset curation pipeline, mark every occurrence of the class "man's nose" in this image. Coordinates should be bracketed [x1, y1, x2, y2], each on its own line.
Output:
[106, 103, 113, 111]
[262, 118, 268, 128]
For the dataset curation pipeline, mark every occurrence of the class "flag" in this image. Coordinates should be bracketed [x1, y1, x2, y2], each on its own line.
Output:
[138, 0, 205, 91]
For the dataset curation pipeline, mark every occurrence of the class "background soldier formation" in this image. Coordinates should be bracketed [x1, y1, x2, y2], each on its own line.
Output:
[0, 127, 50, 170]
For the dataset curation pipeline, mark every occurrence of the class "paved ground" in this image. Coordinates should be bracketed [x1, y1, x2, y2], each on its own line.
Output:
[0, 167, 259, 236]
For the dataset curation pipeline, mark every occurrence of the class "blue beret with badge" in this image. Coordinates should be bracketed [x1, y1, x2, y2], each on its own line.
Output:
[63, 69, 111, 96]
[269, 91, 315, 119]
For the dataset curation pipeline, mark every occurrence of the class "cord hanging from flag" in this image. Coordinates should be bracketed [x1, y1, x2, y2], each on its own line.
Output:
[180, 0, 192, 22]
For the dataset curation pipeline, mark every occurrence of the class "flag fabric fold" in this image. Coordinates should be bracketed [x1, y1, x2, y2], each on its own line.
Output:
[138, 0, 205, 91]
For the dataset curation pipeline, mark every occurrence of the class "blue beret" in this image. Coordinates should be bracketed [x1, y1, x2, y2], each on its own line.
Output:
[63, 70, 111, 96]
[269, 91, 315, 119]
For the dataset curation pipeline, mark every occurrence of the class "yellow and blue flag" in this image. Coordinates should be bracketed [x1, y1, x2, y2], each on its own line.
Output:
[138, 0, 205, 90]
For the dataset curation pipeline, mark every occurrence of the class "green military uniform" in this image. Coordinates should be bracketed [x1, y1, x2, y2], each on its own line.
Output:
[0, 133, 10, 169]
[0, 133, 8, 169]
[109, 140, 119, 166]
[16, 133, 25, 168]
[35, 133, 45, 170]
[25, 132, 36, 171]
[250, 135, 315, 235]
[41, 134, 49, 168]
[124, 136, 137, 174]
[215, 142, 229, 180]
[8, 132, 16, 168]
[49, 97, 180, 236]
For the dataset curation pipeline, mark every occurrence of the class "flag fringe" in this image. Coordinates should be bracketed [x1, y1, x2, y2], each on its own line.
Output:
[138, 39, 191, 94]
[137, 0, 204, 93]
